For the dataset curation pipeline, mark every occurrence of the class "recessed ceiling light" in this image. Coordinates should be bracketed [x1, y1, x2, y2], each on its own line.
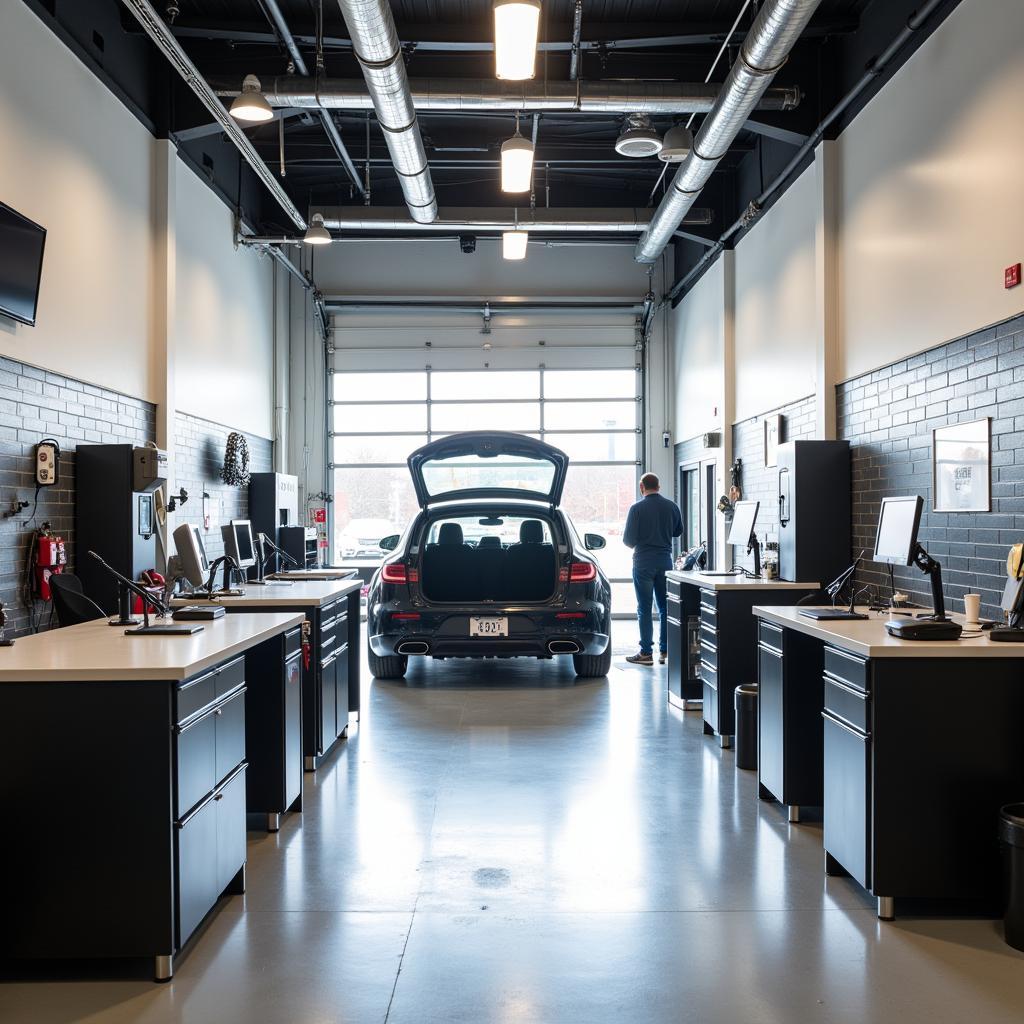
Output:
[615, 115, 663, 158]
[502, 230, 529, 260]
[303, 212, 332, 245]
[493, 0, 542, 81]
[230, 74, 273, 123]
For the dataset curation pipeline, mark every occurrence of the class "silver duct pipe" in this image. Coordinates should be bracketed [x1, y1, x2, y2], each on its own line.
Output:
[214, 76, 802, 114]
[569, 1, 583, 82]
[118, 0, 306, 230]
[336, 0, 437, 223]
[635, 0, 823, 263]
[259, 0, 367, 195]
[312, 206, 657, 233]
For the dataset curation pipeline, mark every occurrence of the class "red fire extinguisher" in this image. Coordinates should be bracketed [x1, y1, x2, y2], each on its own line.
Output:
[33, 526, 67, 601]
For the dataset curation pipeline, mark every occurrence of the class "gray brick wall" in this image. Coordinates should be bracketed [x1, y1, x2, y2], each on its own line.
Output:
[838, 312, 1024, 620]
[730, 395, 817, 571]
[173, 412, 273, 565]
[0, 357, 156, 636]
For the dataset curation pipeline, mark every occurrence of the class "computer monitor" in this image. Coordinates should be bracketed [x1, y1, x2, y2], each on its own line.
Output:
[873, 495, 924, 566]
[727, 500, 759, 547]
[173, 523, 210, 587]
[223, 519, 256, 570]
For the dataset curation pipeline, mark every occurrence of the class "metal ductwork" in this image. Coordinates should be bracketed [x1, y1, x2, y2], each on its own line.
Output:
[635, 0, 823, 264]
[213, 76, 802, 115]
[118, 0, 306, 230]
[336, 0, 437, 223]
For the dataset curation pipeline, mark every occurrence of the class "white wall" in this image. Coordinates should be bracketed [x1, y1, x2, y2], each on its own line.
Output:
[0, 1, 155, 401]
[174, 161, 275, 438]
[672, 259, 726, 443]
[838, 0, 1024, 380]
[734, 165, 817, 419]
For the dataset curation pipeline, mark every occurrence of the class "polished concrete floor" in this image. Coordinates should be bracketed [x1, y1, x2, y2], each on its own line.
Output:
[3, 622, 1023, 1023]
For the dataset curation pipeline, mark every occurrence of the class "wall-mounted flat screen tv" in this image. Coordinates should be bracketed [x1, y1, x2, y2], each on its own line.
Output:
[0, 201, 46, 326]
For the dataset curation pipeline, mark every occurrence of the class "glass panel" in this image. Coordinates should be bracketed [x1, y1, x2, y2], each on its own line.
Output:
[333, 372, 426, 402]
[561, 464, 638, 580]
[431, 402, 541, 433]
[431, 370, 539, 401]
[543, 369, 638, 400]
[334, 468, 419, 564]
[682, 468, 700, 550]
[544, 400, 637, 432]
[420, 453, 556, 498]
[333, 403, 428, 433]
[544, 432, 637, 463]
[423, 514, 553, 548]
[611, 580, 638, 618]
[333, 435, 426, 465]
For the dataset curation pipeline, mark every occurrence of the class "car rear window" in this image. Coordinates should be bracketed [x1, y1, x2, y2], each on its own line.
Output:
[419, 453, 557, 499]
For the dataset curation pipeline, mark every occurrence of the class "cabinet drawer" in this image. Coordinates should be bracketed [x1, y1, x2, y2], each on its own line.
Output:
[177, 669, 217, 726]
[699, 639, 718, 671]
[700, 660, 718, 689]
[758, 620, 784, 653]
[177, 710, 217, 817]
[176, 788, 218, 948]
[699, 623, 717, 649]
[823, 675, 869, 734]
[216, 656, 246, 700]
[284, 626, 302, 660]
[214, 689, 246, 782]
[699, 597, 717, 626]
[667, 577, 682, 601]
[823, 646, 868, 693]
[823, 711, 871, 888]
[215, 764, 247, 894]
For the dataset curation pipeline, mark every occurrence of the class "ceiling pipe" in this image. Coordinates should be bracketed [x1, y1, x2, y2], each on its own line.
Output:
[635, 0, 823, 264]
[118, 0, 306, 230]
[335, 0, 437, 223]
[211, 77, 802, 114]
[568, 1, 583, 81]
[258, 0, 367, 195]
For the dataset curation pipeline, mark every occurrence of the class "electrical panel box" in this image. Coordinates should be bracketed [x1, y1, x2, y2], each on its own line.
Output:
[777, 440, 851, 585]
[132, 446, 168, 492]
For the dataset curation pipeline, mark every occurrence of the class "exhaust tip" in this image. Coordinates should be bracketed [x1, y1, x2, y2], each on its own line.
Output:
[548, 640, 581, 655]
[397, 641, 429, 656]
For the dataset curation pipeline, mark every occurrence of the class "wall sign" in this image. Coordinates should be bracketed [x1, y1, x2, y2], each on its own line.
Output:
[932, 417, 991, 512]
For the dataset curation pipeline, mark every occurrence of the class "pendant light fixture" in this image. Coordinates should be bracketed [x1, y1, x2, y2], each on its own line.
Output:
[502, 210, 529, 260]
[230, 74, 274, 123]
[303, 212, 332, 245]
[501, 113, 534, 193]
[493, 0, 542, 81]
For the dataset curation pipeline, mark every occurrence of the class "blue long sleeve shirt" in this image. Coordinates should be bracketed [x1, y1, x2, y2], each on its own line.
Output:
[623, 492, 683, 565]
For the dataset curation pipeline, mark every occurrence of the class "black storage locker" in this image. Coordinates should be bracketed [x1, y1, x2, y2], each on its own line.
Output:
[249, 472, 299, 572]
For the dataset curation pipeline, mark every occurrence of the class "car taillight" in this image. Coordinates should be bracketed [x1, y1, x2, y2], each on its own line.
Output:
[392, 612, 421, 621]
[382, 562, 418, 584]
[556, 612, 586, 619]
[562, 561, 597, 583]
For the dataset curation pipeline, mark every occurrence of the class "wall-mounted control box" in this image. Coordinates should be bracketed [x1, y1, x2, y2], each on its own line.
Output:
[35, 441, 59, 486]
[132, 446, 168, 492]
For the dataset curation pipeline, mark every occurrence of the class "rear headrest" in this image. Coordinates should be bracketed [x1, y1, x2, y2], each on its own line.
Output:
[438, 522, 464, 545]
[520, 520, 544, 544]
[477, 535, 501, 549]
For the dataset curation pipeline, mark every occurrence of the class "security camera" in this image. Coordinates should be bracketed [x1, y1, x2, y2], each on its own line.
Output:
[459, 235, 477, 254]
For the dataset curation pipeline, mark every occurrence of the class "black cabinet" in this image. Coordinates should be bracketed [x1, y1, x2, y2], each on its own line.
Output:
[304, 597, 354, 770]
[757, 629, 785, 802]
[823, 712, 871, 889]
[665, 576, 701, 709]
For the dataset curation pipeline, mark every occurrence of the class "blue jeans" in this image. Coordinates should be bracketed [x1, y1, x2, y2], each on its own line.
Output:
[633, 559, 669, 655]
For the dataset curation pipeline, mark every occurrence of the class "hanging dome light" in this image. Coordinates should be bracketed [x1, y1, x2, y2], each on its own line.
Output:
[658, 125, 694, 163]
[502, 230, 529, 260]
[230, 74, 273, 123]
[303, 212, 332, 245]
[493, 0, 542, 81]
[501, 125, 535, 193]
[614, 115, 663, 158]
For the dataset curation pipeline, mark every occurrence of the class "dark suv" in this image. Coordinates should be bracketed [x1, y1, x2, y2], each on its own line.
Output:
[366, 432, 612, 679]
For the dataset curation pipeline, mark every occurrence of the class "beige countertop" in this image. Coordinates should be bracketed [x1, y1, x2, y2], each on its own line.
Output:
[668, 570, 819, 592]
[0, 611, 305, 683]
[753, 604, 1022, 659]
[267, 568, 357, 581]
[171, 579, 361, 609]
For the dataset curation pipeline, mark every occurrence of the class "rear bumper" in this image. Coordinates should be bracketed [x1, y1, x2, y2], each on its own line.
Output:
[369, 631, 609, 658]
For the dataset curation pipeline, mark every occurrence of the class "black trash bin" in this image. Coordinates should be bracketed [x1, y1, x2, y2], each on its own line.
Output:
[734, 684, 758, 771]
[1000, 802, 1024, 951]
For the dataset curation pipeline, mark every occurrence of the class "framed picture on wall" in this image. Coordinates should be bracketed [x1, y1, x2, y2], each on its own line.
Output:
[763, 414, 783, 467]
[932, 417, 991, 512]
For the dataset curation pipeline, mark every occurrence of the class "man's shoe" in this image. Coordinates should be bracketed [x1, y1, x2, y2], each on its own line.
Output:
[626, 652, 654, 666]
[659, 651, 667, 664]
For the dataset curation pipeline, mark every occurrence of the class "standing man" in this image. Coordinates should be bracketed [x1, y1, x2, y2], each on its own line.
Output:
[623, 473, 682, 666]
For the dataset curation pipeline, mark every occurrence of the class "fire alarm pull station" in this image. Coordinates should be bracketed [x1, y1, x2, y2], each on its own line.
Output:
[1006, 263, 1022, 290]
[36, 440, 60, 486]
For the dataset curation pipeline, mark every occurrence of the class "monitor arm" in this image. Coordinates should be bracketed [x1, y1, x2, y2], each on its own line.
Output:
[747, 535, 761, 579]
[911, 542, 947, 621]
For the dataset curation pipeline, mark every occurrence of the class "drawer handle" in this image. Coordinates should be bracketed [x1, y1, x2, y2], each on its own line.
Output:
[821, 710, 870, 740]
[214, 792, 223, 801]
[823, 673, 867, 698]
[666, 616, 682, 627]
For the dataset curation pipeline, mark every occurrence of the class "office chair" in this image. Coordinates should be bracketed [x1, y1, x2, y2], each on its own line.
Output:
[50, 573, 107, 628]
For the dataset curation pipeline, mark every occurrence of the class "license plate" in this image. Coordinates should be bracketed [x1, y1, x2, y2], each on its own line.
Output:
[469, 616, 508, 637]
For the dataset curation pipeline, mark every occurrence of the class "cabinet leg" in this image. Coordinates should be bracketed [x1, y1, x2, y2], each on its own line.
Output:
[703, 721, 715, 736]
[719, 734, 732, 750]
[304, 755, 317, 772]
[877, 896, 895, 921]
[758, 783, 775, 802]
[824, 852, 848, 877]
[226, 863, 246, 896]
[154, 955, 173, 983]
[267, 812, 281, 833]
[787, 805, 800, 824]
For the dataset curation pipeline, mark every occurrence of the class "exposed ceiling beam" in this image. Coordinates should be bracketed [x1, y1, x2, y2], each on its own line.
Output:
[743, 119, 811, 147]
[173, 106, 308, 141]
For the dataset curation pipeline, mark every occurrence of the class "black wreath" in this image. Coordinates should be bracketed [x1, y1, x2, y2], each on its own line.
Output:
[221, 432, 251, 487]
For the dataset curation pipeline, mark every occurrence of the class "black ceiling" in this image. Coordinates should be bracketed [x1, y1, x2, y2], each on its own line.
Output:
[23, 0, 959, 286]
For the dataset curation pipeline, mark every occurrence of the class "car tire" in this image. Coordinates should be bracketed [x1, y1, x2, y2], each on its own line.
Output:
[369, 650, 408, 679]
[572, 646, 613, 678]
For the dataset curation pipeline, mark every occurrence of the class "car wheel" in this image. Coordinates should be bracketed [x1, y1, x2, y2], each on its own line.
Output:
[572, 646, 613, 678]
[369, 650, 408, 679]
